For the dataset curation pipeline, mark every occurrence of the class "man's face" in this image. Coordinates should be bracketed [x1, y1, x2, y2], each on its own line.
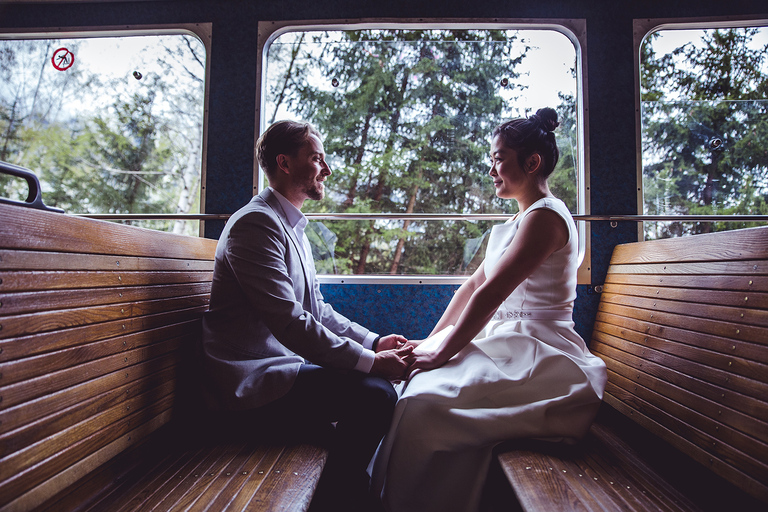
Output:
[285, 134, 332, 202]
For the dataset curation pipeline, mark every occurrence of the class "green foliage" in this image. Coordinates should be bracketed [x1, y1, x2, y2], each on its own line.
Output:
[0, 35, 205, 235]
[266, 29, 577, 274]
[641, 27, 768, 238]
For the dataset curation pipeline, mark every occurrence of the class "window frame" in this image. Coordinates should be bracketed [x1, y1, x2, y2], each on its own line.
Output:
[0, 22, 212, 236]
[633, 16, 768, 241]
[256, 18, 591, 284]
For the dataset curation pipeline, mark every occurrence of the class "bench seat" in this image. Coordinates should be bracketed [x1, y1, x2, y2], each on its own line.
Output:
[497, 226, 768, 512]
[34, 432, 326, 512]
[0, 202, 327, 512]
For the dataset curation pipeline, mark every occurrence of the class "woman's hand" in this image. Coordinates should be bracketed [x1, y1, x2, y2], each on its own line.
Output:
[407, 347, 450, 375]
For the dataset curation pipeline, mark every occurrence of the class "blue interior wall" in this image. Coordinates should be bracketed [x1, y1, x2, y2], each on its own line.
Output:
[321, 282, 601, 343]
[1, 0, 765, 342]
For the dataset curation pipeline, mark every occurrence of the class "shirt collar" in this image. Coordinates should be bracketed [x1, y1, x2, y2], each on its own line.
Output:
[269, 187, 308, 230]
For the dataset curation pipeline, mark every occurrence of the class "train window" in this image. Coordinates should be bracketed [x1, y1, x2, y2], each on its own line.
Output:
[639, 23, 768, 239]
[0, 26, 209, 235]
[259, 23, 586, 277]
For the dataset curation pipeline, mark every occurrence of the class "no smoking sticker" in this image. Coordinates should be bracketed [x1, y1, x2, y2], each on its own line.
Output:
[51, 47, 75, 71]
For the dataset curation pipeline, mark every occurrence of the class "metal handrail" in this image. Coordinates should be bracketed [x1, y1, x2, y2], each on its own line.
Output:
[75, 212, 768, 222]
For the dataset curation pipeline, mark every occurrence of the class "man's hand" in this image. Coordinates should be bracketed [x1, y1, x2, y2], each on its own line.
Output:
[375, 334, 408, 352]
[370, 344, 415, 381]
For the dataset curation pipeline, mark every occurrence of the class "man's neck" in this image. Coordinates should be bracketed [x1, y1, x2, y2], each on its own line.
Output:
[270, 185, 305, 210]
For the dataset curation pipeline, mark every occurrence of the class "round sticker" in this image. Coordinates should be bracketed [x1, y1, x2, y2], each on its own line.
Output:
[51, 48, 75, 71]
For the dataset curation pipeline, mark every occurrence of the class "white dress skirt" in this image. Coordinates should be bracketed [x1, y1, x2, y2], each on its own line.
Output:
[369, 197, 608, 512]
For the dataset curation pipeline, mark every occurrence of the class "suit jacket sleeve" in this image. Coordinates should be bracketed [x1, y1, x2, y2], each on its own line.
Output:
[224, 208, 368, 369]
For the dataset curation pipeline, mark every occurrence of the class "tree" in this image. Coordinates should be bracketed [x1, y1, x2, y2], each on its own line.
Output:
[0, 35, 206, 235]
[0, 39, 91, 200]
[641, 28, 768, 238]
[267, 29, 532, 274]
[85, 86, 173, 215]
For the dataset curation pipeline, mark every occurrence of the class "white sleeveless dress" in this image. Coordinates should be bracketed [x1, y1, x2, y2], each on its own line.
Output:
[369, 197, 607, 512]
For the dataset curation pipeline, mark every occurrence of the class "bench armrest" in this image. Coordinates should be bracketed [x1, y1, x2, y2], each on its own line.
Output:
[0, 160, 64, 213]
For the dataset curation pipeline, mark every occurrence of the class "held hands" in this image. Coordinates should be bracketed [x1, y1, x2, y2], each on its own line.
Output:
[370, 329, 451, 380]
[371, 343, 415, 381]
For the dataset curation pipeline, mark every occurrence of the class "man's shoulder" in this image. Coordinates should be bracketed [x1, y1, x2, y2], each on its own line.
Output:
[232, 194, 276, 220]
[222, 195, 283, 236]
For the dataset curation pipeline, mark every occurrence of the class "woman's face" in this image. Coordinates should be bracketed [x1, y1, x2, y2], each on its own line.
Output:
[489, 135, 528, 199]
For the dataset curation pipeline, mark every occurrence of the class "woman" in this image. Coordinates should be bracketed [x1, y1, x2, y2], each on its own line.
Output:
[369, 108, 607, 512]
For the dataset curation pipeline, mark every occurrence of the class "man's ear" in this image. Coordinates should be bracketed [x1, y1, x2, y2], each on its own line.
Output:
[276, 154, 290, 174]
[526, 153, 542, 174]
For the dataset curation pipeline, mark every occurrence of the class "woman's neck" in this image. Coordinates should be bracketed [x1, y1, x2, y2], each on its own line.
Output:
[516, 184, 553, 213]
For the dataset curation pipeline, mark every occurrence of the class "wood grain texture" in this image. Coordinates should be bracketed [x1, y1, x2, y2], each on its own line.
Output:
[499, 227, 768, 510]
[499, 423, 704, 512]
[38, 440, 328, 512]
[609, 226, 768, 265]
[0, 204, 217, 261]
[0, 206, 219, 511]
[2, 282, 212, 315]
[1, 206, 328, 512]
[0, 270, 213, 292]
[594, 228, 768, 503]
[0, 310, 205, 361]
[0, 249, 215, 272]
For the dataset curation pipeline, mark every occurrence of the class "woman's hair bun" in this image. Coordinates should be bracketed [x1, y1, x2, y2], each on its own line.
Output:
[531, 107, 559, 132]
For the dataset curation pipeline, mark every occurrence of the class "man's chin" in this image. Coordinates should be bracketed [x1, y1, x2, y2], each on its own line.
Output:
[307, 186, 325, 201]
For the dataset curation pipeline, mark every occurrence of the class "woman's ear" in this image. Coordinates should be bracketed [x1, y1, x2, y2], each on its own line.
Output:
[526, 153, 542, 174]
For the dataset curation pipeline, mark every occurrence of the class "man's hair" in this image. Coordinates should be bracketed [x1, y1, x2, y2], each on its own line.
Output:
[256, 120, 321, 178]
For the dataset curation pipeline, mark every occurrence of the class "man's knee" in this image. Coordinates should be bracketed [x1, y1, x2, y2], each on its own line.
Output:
[357, 375, 397, 419]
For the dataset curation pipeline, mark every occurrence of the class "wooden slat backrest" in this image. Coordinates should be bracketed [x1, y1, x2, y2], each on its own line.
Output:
[0, 203, 217, 511]
[590, 226, 768, 503]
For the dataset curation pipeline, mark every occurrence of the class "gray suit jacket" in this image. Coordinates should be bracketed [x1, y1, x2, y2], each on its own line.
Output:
[201, 188, 371, 410]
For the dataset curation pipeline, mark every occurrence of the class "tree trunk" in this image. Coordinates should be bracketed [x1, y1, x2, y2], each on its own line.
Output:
[344, 112, 372, 207]
[355, 70, 410, 273]
[389, 168, 420, 274]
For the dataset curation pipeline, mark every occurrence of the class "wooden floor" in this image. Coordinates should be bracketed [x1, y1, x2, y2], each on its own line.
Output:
[34, 433, 328, 512]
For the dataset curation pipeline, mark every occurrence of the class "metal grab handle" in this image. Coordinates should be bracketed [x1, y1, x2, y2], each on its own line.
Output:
[0, 161, 64, 213]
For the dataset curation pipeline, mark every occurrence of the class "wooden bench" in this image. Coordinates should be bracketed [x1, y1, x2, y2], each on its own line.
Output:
[0, 200, 327, 511]
[496, 226, 768, 511]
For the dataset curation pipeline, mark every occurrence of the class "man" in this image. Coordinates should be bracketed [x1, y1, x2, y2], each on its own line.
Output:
[201, 120, 412, 510]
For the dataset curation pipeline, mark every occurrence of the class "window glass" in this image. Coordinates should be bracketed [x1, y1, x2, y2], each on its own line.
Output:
[264, 28, 580, 275]
[640, 26, 768, 239]
[0, 33, 206, 235]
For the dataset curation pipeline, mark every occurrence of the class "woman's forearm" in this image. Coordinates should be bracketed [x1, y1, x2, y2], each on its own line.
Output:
[429, 280, 476, 336]
[432, 290, 498, 362]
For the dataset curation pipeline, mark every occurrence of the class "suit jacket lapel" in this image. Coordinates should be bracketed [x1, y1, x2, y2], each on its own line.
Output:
[259, 189, 317, 316]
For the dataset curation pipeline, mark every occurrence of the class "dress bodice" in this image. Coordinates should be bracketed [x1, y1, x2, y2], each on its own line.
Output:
[484, 197, 579, 316]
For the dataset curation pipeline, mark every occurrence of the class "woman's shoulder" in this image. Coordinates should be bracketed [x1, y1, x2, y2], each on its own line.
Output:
[523, 197, 571, 221]
[520, 197, 573, 248]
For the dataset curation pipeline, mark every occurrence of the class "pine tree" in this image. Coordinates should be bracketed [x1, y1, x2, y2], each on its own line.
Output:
[267, 29, 533, 274]
[641, 28, 768, 238]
